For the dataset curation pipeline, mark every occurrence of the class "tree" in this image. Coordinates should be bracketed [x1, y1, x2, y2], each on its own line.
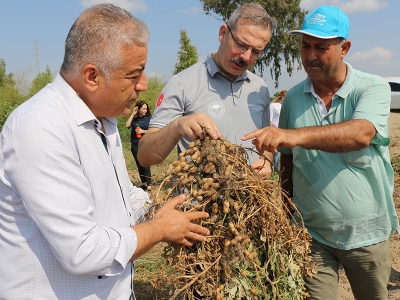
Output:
[174, 30, 199, 75]
[200, 0, 307, 87]
[28, 66, 53, 97]
[0, 59, 25, 131]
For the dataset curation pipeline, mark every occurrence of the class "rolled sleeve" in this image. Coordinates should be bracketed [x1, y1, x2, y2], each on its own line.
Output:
[107, 227, 138, 276]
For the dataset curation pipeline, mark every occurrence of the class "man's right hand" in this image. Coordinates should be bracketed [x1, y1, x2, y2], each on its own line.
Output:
[154, 194, 210, 246]
[171, 112, 220, 141]
[130, 195, 210, 261]
[138, 113, 221, 166]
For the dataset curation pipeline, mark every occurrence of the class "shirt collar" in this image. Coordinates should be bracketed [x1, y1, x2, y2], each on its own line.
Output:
[52, 73, 117, 127]
[205, 53, 249, 82]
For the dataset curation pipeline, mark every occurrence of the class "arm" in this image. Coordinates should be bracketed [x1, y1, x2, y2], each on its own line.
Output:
[242, 119, 376, 154]
[138, 112, 221, 166]
[125, 110, 136, 128]
[129, 195, 209, 261]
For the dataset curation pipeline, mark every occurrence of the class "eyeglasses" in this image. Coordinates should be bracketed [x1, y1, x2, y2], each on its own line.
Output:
[226, 25, 263, 59]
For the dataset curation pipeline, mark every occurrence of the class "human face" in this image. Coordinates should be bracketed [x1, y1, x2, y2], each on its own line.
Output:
[138, 103, 148, 116]
[301, 35, 348, 82]
[216, 22, 271, 80]
[226, 25, 263, 59]
[97, 44, 148, 118]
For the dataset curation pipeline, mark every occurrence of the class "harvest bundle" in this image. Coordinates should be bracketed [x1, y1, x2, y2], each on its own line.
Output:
[151, 134, 316, 299]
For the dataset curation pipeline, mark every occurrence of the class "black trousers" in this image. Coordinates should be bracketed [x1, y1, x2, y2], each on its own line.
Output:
[131, 142, 152, 186]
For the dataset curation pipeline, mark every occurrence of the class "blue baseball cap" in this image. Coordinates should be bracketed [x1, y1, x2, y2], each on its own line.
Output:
[289, 6, 349, 40]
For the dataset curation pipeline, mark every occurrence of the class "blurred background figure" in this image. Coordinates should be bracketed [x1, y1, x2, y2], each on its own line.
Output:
[269, 89, 286, 171]
[126, 100, 152, 191]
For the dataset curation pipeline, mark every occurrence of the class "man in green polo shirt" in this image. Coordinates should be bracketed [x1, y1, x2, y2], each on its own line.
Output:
[242, 5, 399, 300]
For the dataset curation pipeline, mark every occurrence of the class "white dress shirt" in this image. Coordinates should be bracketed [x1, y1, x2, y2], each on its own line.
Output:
[0, 74, 150, 299]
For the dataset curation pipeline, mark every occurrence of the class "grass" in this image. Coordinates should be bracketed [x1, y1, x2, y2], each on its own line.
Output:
[123, 143, 178, 187]
[134, 244, 175, 299]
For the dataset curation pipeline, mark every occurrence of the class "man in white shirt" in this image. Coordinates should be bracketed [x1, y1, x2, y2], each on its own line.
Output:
[0, 4, 209, 299]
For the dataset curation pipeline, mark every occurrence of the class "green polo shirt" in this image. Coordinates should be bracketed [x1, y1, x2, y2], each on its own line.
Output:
[279, 62, 399, 250]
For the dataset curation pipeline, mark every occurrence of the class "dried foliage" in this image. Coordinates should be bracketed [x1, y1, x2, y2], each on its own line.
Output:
[150, 134, 316, 299]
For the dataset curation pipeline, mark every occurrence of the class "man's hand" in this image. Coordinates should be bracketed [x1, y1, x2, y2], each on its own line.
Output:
[130, 194, 210, 261]
[154, 194, 210, 246]
[172, 113, 220, 141]
[252, 156, 273, 177]
[138, 113, 221, 166]
[242, 127, 293, 154]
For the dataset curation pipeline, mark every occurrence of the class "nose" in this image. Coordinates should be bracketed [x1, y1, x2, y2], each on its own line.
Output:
[239, 48, 252, 62]
[307, 46, 318, 61]
[136, 71, 147, 91]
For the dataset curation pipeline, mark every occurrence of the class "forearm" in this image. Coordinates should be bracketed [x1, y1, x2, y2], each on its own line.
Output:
[129, 219, 163, 261]
[138, 127, 181, 166]
[125, 113, 134, 128]
[288, 119, 376, 152]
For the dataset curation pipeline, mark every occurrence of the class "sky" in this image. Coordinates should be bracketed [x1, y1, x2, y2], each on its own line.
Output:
[0, 0, 398, 96]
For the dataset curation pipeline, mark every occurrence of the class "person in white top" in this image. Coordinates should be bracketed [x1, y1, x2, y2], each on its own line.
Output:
[0, 4, 209, 300]
[269, 90, 286, 171]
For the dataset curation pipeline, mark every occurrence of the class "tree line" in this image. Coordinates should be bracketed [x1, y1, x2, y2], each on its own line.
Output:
[1, 0, 306, 132]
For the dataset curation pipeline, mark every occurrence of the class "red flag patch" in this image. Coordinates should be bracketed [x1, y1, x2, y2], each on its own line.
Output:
[156, 92, 165, 107]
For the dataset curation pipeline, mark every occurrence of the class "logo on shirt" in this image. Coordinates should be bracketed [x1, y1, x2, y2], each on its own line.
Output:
[208, 101, 225, 118]
[156, 93, 164, 107]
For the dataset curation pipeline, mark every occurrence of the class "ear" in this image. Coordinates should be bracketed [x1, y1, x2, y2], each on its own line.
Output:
[218, 24, 228, 43]
[81, 64, 102, 93]
[341, 40, 351, 58]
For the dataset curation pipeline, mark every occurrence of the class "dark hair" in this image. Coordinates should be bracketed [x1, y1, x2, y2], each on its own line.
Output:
[134, 100, 151, 117]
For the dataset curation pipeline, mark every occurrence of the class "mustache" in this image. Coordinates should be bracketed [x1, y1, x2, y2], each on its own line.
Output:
[306, 60, 323, 67]
[230, 57, 248, 67]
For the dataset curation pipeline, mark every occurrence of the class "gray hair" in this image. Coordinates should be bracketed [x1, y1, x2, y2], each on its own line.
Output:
[60, 3, 149, 84]
[227, 3, 276, 32]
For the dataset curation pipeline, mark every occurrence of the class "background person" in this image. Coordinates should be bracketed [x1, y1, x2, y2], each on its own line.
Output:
[242, 5, 399, 299]
[0, 4, 209, 299]
[126, 100, 152, 191]
[269, 89, 286, 171]
[138, 2, 275, 177]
